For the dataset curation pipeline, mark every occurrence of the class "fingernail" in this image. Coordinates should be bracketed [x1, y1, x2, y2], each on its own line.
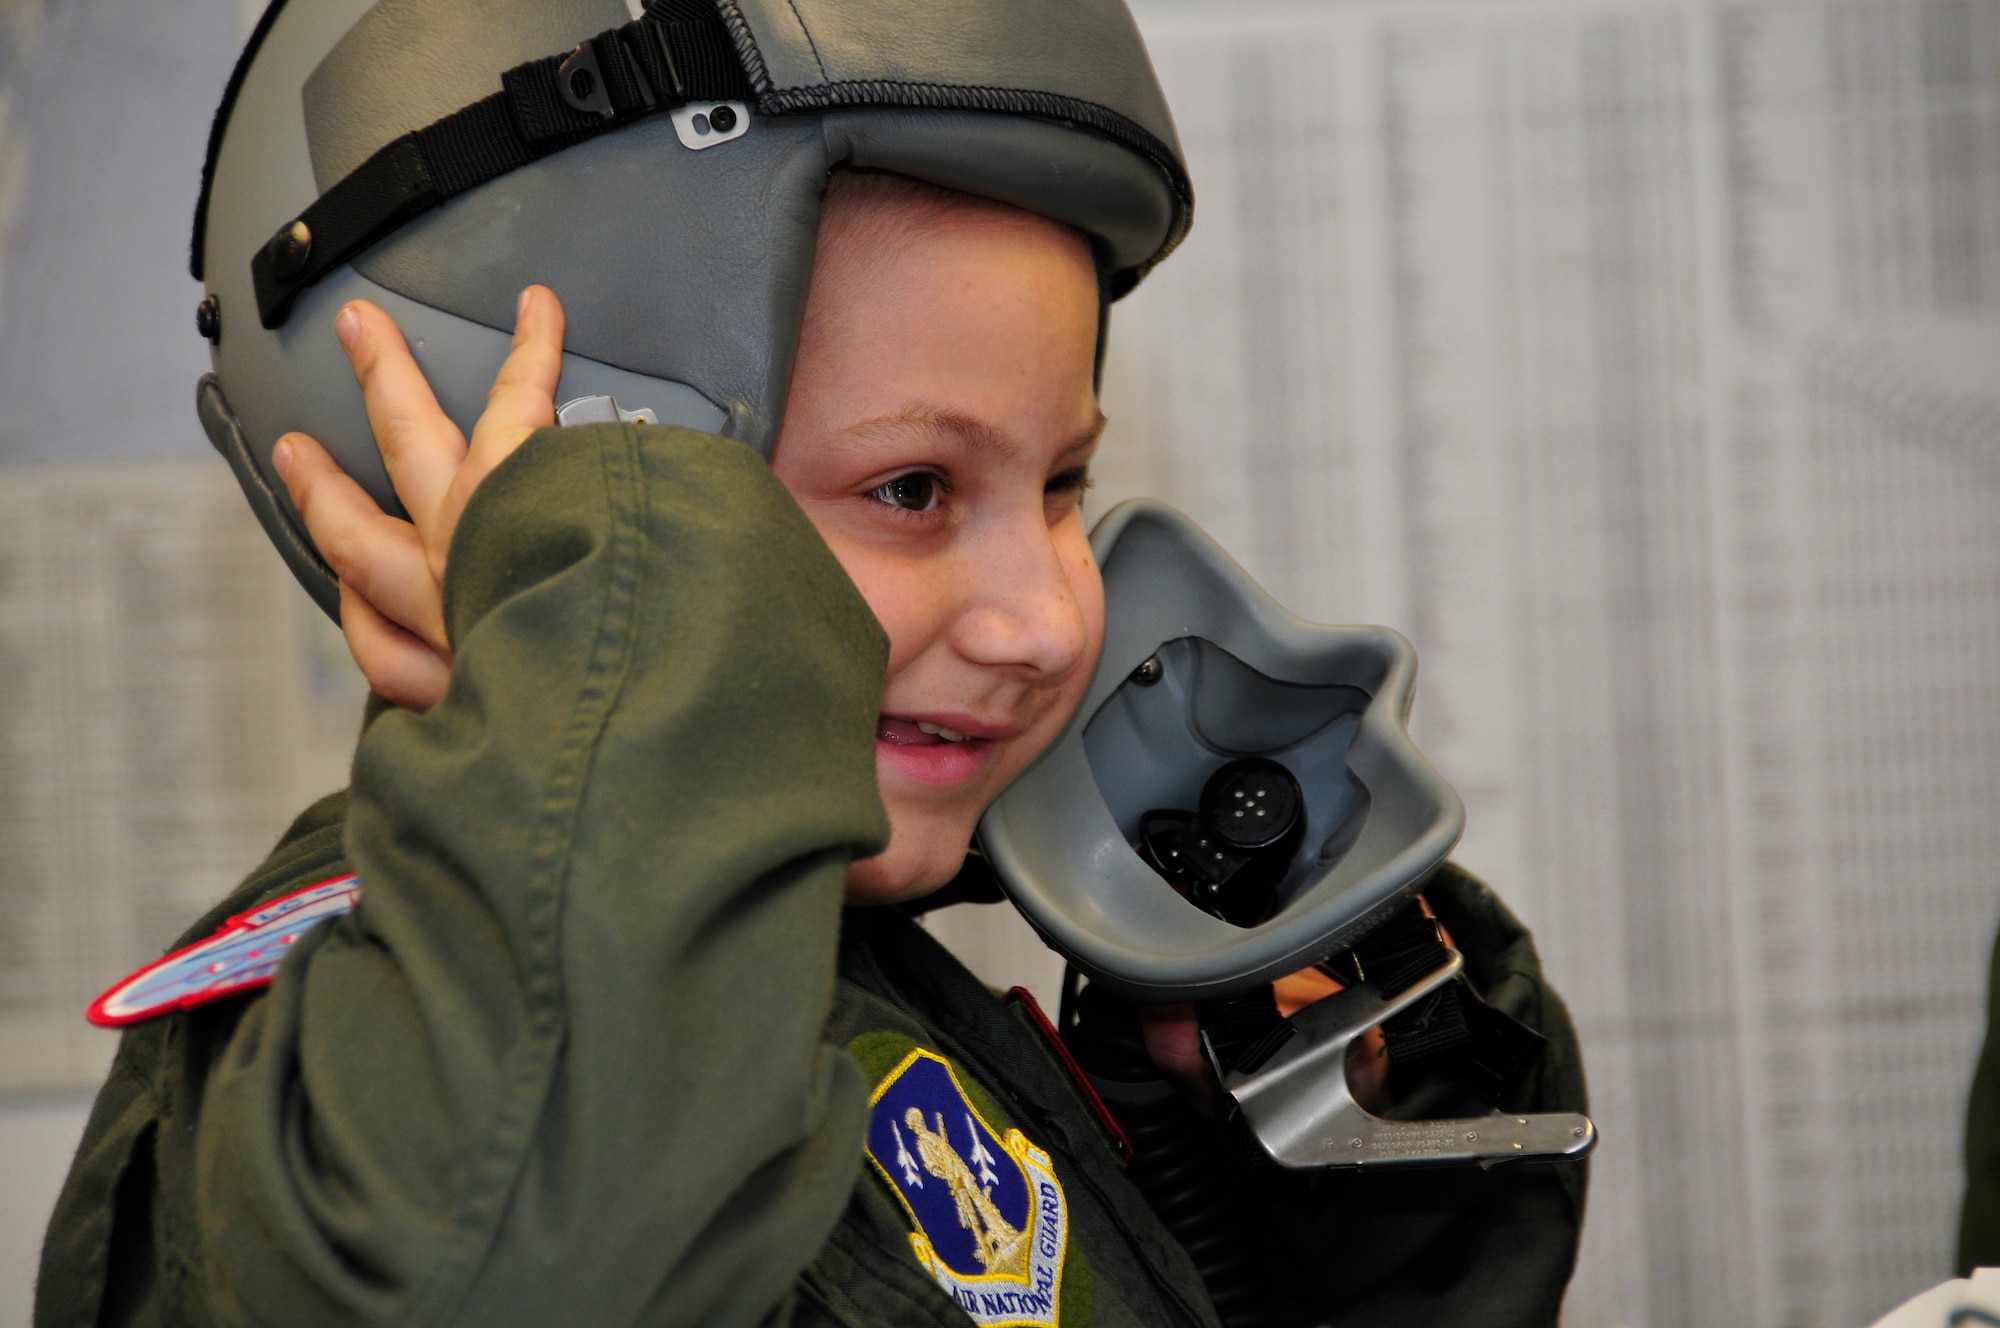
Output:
[272, 438, 294, 480]
[334, 305, 360, 349]
[518, 287, 532, 320]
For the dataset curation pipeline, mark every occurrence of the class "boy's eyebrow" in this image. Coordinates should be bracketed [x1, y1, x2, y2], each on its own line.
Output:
[837, 404, 1108, 461]
[1064, 410, 1110, 458]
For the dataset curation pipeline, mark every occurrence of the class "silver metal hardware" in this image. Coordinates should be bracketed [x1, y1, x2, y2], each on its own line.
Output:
[1213, 946, 1598, 1170]
[671, 100, 750, 151]
[556, 394, 657, 427]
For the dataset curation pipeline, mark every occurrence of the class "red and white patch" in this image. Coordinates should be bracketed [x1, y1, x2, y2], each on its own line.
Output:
[86, 873, 361, 1028]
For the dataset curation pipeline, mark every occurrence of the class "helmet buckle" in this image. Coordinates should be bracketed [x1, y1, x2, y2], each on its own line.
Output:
[557, 41, 616, 120]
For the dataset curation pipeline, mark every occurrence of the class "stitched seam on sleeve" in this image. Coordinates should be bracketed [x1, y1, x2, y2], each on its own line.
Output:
[405, 425, 650, 1323]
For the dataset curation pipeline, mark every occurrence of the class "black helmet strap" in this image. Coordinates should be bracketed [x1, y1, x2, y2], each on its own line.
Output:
[247, 0, 750, 330]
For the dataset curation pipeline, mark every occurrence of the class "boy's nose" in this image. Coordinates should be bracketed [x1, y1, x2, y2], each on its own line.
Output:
[949, 521, 1094, 683]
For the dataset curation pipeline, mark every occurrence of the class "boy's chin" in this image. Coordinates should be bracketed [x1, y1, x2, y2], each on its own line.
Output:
[844, 806, 978, 905]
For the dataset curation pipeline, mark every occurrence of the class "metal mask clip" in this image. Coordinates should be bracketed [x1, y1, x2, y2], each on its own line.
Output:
[1210, 947, 1597, 1170]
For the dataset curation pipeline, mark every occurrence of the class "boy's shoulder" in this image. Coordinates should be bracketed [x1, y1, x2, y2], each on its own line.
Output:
[83, 789, 356, 1028]
[37, 788, 354, 1328]
[170, 788, 354, 952]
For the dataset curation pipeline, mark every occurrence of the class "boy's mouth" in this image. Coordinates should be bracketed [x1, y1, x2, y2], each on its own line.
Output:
[877, 718, 972, 745]
[876, 712, 1021, 745]
[875, 714, 1014, 785]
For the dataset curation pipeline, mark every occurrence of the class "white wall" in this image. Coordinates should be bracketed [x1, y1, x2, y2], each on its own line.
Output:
[0, 0, 276, 1321]
[1106, 4, 2000, 1324]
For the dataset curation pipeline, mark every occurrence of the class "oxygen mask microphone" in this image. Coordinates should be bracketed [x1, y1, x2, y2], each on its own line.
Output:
[1138, 757, 1305, 929]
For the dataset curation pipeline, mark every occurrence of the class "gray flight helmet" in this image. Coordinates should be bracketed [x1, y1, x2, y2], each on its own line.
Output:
[193, 0, 1191, 618]
[979, 501, 1468, 1004]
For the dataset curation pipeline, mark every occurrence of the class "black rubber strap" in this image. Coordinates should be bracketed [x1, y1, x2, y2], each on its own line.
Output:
[250, 6, 748, 329]
[1381, 983, 1472, 1061]
[1341, 902, 1548, 1096]
[1346, 904, 1454, 999]
[1196, 986, 1294, 1077]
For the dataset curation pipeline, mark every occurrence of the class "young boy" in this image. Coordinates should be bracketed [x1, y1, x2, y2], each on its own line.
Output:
[39, 6, 1586, 1326]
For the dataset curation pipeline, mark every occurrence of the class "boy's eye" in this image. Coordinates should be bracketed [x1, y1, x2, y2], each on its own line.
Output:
[1046, 466, 1094, 501]
[871, 473, 942, 512]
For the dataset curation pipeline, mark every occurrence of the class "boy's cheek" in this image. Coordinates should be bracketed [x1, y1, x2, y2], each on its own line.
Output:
[1060, 525, 1107, 659]
[827, 545, 949, 679]
[847, 787, 983, 903]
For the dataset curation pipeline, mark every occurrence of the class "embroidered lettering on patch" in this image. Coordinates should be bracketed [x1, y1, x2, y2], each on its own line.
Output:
[864, 1048, 1068, 1328]
[86, 873, 360, 1028]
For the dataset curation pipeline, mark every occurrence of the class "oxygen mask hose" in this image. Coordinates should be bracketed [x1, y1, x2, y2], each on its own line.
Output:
[1066, 983, 1282, 1328]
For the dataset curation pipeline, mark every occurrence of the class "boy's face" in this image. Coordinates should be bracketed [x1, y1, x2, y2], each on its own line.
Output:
[772, 179, 1107, 903]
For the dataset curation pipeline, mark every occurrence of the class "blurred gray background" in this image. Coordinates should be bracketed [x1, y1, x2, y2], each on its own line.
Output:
[2, 0, 1997, 1325]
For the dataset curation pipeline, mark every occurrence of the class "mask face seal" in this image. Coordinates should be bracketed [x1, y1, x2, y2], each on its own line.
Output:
[1084, 637, 1370, 930]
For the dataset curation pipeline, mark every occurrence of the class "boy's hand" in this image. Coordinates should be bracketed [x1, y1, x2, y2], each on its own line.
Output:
[1137, 973, 1391, 1119]
[273, 286, 566, 710]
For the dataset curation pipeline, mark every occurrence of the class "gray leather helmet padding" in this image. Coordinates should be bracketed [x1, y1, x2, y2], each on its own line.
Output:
[726, 0, 1180, 154]
[978, 501, 1467, 1003]
[199, 373, 343, 621]
[199, 0, 1189, 616]
[298, 0, 1181, 449]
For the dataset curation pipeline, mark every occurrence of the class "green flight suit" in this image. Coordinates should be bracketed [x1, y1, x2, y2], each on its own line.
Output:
[35, 423, 1587, 1327]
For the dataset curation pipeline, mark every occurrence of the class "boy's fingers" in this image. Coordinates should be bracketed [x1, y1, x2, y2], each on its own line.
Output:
[338, 586, 452, 713]
[275, 430, 364, 541]
[466, 285, 564, 476]
[332, 520, 450, 657]
[1137, 1003, 1233, 1119]
[429, 287, 566, 586]
[336, 299, 467, 534]
[278, 432, 449, 654]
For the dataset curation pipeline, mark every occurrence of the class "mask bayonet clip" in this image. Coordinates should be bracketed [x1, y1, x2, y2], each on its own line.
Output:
[1210, 949, 1598, 1170]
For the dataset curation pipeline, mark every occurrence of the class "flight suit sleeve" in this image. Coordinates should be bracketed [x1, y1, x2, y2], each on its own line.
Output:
[1252, 864, 1589, 1328]
[184, 423, 890, 1326]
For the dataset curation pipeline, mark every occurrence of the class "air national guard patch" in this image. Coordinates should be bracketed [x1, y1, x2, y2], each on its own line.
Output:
[864, 1048, 1069, 1327]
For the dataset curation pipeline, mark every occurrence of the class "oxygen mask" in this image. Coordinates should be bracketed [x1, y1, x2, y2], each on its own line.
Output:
[980, 499, 1595, 1171]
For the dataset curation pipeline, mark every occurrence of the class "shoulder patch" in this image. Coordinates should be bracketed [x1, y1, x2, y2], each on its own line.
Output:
[86, 874, 360, 1028]
[864, 1047, 1069, 1327]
